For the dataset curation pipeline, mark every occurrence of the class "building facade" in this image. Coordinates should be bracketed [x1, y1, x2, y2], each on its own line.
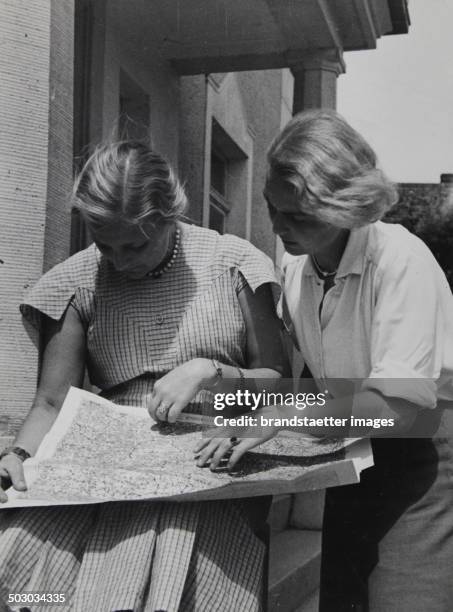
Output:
[0, 2, 412, 607]
[0, 0, 410, 434]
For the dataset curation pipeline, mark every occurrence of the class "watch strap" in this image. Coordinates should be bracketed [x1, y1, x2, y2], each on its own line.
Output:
[211, 359, 223, 388]
[0, 446, 31, 463]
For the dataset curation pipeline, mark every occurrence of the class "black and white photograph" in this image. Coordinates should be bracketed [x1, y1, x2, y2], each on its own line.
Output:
[1, 1, 453, 611]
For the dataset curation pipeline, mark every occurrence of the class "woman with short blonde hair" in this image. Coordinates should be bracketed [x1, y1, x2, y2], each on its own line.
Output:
[267, 108, 398, 228]
[73, 141, 188, 226]
[198, 109, 453, 611]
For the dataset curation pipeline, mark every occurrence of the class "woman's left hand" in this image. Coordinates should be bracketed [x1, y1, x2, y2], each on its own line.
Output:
[148, 358, 214, 423]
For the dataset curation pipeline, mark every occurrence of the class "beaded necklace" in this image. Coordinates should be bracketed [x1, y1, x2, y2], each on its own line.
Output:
[146, 227, 181, 278]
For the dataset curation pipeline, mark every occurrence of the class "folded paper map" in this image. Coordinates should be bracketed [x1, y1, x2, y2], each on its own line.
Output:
[2, 387, 373, 508]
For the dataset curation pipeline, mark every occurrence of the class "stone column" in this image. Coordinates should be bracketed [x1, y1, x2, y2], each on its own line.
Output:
[0, 0, 74, 437]
[292, 49, 345, 113]
[44, 0, 76, 271]
[178, 75, 210, 226]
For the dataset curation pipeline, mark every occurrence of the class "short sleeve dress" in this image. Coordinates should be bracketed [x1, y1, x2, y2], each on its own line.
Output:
[0, 222, 278, 612]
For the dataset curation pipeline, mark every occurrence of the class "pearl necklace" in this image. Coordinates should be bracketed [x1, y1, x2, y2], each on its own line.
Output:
[147, 227, 181, 278]
[311, 254, 337, 279]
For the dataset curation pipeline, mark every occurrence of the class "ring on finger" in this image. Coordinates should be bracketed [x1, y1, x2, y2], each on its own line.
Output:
[157, 402, 170, 418]
[219, 439, 238, 464]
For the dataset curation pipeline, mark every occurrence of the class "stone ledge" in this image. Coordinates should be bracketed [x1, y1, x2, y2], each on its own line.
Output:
[269, 529, 321, 611]
[290, 490, 325, 530]
[293, 588, 319, 612]
[268, 494, 293, 533]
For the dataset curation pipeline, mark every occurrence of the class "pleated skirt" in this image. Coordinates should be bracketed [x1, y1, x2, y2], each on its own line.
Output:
[0, 499, 264, 612]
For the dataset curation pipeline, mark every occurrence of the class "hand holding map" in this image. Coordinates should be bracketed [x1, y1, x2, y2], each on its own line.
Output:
[1, 387, 372, 508]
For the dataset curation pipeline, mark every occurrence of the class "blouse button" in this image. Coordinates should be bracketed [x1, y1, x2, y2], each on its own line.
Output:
[154, 314, 164, 325]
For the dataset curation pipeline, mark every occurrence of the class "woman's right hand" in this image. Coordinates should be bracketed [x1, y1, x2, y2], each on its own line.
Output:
[0, 454, 27, 503]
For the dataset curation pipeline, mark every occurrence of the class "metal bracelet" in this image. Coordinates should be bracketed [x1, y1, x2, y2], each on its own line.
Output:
[236, 366, 245, 390]
[210, 358, 223, 388]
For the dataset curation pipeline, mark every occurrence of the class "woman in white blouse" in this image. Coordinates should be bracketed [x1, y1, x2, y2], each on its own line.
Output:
[197, 110, 453, 611]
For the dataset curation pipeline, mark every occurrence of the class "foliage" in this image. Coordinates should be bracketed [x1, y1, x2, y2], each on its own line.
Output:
[384, 186, 453, 289]
[417, 208, 453, 289]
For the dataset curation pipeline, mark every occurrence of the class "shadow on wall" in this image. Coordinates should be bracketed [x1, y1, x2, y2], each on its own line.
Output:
[384, 175, 453, 290]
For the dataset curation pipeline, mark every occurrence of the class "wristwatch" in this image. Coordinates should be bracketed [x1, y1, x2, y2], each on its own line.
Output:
[0, 446, 31, 462]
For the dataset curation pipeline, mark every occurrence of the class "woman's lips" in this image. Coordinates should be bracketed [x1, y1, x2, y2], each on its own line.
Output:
[283, 239, 306, 254]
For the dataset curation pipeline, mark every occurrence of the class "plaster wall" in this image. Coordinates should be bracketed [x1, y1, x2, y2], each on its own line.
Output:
[92, 1, 181, 168]
[179, 76, 208, 225]
[236, 69, 293, 259]
[179, 69, 293, 259]
[0, 0, 74, 433]
[43, 0, 74, 272]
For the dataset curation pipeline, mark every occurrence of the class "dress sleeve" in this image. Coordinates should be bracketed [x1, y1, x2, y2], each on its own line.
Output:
[20, 247, 97, 331]
[275, 255, 286, 320]
[274, 253, 302, 351]
[233, 242, 278, 294]
[362, 248, 448, 408]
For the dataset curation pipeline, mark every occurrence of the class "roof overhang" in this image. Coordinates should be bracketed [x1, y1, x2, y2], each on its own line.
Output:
[387, 0, 411, 34]
[110, 0, 411, 75]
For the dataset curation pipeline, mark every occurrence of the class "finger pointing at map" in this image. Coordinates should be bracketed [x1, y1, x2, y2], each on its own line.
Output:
[147, 358, 214, 422]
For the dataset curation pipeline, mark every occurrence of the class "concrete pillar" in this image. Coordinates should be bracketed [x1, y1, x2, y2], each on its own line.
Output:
[292, 49, 345, 113]
[0, 0, 74, 435]
[178, 75, 208, 225]
[44, 0, 76, 271]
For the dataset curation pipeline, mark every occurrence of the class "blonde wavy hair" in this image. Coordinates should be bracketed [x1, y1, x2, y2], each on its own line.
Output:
[72, 141, 187, 228]
[267, 109, 398, 228]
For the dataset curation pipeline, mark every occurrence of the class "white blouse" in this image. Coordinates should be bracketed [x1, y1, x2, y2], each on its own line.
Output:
[280, 221, 453, 408]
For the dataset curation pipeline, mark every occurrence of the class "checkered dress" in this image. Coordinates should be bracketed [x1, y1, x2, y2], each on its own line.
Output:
[0, 223, 277, 612]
